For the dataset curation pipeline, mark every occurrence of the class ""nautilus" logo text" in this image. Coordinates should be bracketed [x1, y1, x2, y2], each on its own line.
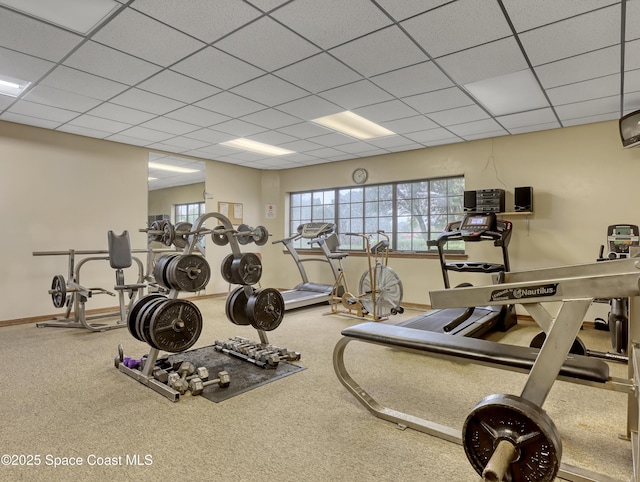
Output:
[490, 283, 558, 301]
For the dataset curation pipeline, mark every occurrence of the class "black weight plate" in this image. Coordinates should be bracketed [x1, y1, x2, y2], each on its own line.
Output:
[137, 297, 167, 344]
[236, 223, 252, 245]
[148, 299, 203, 353]
[51, 274, 66, 309]
[463, 394, 561, 482]
[173, 222, 192, 249]
[148, 220, 163, 244]
[225, 287, 253, 326]
[247, 288, 285, 331]
[211, 225, 229, 246]
[153, 254, 179, 289]
[161, 221, 175, 247]
[252, 225, 269, 246]
[231, 252, 262, 285]
[221, 254, 236, 284]
[127, 294, 165, 341]
[166, 254, 211, 292]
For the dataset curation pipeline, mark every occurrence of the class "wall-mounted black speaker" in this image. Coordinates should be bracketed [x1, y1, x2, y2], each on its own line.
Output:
[463, 190, 477, 212]
[514, 186, 533, 212]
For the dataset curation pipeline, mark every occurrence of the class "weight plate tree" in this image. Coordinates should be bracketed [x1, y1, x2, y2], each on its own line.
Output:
[358, 265, 403, 318]
[463, 393, 561, 482]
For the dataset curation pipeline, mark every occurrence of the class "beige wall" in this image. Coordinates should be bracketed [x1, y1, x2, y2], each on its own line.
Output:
[4, 118, 640, 323]
[148, 182, 205, 219]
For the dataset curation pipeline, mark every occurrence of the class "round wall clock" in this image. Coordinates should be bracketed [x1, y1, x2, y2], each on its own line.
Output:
[352, 168, 368, 184]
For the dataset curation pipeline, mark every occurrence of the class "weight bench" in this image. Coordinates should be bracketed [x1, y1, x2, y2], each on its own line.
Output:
[335, 258, 640, 482]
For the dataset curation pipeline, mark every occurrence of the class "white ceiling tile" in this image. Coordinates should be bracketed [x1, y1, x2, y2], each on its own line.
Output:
[437, 38, 528, 85]
[57, 124, 112, 139]
[63, 41, 161, 84]
[275, 53, 362, 93]
[402, 87, 474, 114]
[212, 119, 267, 136]
[627, 0, 640, 41]
[448, 120, 504, 137]
[319, 80, 394, 110]
[88, 102, 157, 124]
[68, 113, 132, 132]
[189, 143, 241, 156]
[304, 146, 348, 158]
[131, 0, 261, 44]
[0, 95, 13, 110]
[246, 130, 298, 146]
[171, 47, 264, 90]
[555, 95, 620, 121]
[562, 111, 619, 126]
[109, 88, 185, 115]
[535, 46, 620, 88]
[427, 105, 489, 126]
[625, 39, 640, 71]
[196, 91, 266, 117]
[401, 0, 512, 58]
[623, 91, 640, 112]
[427, 137, 464, 146]
[496, 108, 559, 129]
[0, 46, 55, 83]
[7, 100, 79, 122]
[271, 0, 392, 49]
[0, 8, 83, 62]
[226, 151, 271, 162]
[153, 136, 210, 150]
[625, 69, 640, 94]
[277, 95, 342, 120]
[370, 62, 453, 98]
[461, 129, 509, 141]
[184, 128, 235, 144]
[330, 26, 428, 78]
[0, 112, 62, 129]
[403, 127, 460, 143]
[230, 75, 309, 107]
[508, 122, 561, 135]
[24, 85, 103, 112]
[165, 105, 230, 128]
[282, 152, 321, 163]
[245, 0, 290, 12]
[353, 100, 419, 123]
[367, 135, 420, 149]
[40, 66, 128, 100]
[519, 5, 620, 66]
[335, 142, 379, 154]
[117, 125, 174, 142]
[547, 74, 620, 106]
[145, 142, 191, 154]
[139, 117, 200, 135]
[502, 0, 619, 32]
[92, 8, 205, 67]
[240, 108, 300, 129]
[385, 142, 425, 152]
[216, 17, 320, 72]
[381, 115, 439, 134]
[137, 70, 220, 104]
[307, 132, 353, 147]
[105, 133, 152, 146]
[277, 139, 324, 152]
[374, 0, 452, 22]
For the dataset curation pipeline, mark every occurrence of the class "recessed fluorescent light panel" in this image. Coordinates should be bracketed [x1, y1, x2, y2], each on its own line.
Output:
[312, 111, 395, 140]
[0, 0, 120, 34]
[148, 162, 199, 174]
[463, 70, 549, 116]
[221, 138, 294, 156]
[148, 177, 157, 181]
[0, 75, 30, 97]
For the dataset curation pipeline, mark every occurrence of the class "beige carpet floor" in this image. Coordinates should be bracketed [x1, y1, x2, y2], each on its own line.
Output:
[0, 298, 633, 481]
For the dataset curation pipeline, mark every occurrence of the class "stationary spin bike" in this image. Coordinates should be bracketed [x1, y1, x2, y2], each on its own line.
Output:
[329, 231, 404, 321]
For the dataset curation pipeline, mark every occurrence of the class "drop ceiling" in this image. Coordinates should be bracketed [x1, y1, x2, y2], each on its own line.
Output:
[1, 0, 638, 174]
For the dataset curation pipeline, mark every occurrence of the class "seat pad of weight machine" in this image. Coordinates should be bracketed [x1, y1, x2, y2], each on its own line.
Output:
[341, 322, 609, 383]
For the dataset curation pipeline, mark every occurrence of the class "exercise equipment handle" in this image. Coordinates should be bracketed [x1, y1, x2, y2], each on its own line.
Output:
[482, 439, 516, 482]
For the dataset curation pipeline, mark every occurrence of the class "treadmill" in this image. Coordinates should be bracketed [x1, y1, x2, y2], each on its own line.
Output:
[398, 212, 517, 338]
[272, 222, 347, 310]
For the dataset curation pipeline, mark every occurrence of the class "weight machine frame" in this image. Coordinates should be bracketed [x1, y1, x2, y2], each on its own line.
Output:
[33, 248, 150, 332]
[334, 257, 640, 482]
[116, 212, 273, 402]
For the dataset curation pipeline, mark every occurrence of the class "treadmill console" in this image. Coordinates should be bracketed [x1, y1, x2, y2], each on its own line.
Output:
[297, 222, 336, 239]
[606, 224, 639, 259]
[459, 213, 497, 237]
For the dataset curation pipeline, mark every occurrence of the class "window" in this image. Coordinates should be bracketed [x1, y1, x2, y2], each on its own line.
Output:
[175, 202, 206, 252]
[289, 176, 464, 252]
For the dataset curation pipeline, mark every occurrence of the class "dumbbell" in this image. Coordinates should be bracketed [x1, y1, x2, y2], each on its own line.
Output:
[189, 371, 231, 395]
[167, 361, 198, 394]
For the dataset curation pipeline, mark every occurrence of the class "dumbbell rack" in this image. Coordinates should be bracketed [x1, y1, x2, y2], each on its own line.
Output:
[116, 211, 279, 402]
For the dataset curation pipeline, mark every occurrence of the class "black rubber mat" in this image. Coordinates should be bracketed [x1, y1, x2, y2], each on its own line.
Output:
[168, 345, 305, 403]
